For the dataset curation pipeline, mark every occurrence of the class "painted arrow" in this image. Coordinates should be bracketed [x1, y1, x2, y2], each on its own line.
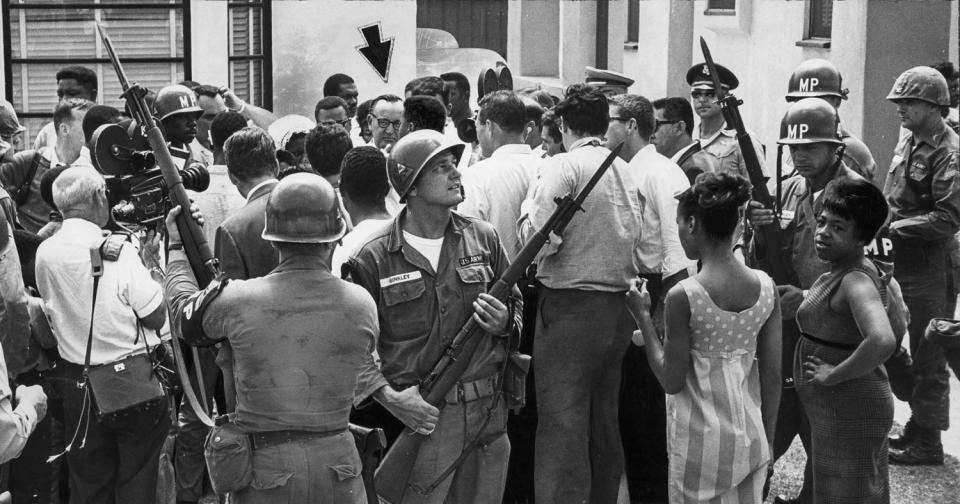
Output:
[357, 22, 394, 83]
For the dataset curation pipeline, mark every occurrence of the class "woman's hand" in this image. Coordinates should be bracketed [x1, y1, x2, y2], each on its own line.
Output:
[802, 355, 836, 386]
[625, 278, 651, 325]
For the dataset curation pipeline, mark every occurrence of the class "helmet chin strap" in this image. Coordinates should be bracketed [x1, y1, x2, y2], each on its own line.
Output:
[831, 144, 847, 173]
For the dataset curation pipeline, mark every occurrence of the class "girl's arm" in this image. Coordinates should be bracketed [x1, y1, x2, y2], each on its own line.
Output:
[637, 285, 691, 394]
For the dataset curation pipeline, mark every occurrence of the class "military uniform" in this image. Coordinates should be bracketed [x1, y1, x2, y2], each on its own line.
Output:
[348, 209, 521, 504]
[884, 121, 960, 434]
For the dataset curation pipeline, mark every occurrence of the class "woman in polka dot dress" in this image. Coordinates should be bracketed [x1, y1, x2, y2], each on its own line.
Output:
[628, 172, 782, 504]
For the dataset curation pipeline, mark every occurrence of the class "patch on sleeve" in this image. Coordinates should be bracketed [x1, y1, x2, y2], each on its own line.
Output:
[180, 277, 228, 345]
[379, 270, 422, 288]
[458, 254, 487, 267]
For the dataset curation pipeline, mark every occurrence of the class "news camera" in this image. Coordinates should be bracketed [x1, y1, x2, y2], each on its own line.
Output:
[90, 122, 209, 225]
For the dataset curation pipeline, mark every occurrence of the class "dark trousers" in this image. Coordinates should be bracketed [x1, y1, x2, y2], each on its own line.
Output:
[60, 362, 171, 504]
[771, 322, 812, 503]
[534, 287, 633, 504]
[175, 346, 221, 502]
[503, 274, 538, 504]
[9, 373, 53, 504]
[890, 238, 953, 431]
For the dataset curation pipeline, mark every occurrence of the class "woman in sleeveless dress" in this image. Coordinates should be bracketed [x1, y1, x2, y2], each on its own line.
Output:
[795, 178, 897, 503]
[627, 172, 782, 504]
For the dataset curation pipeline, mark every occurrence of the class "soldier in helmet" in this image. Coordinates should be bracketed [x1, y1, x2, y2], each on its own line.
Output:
[883, 66, 960, 466]
[784, 59, 878, 185]
[347, 129, 522, 503]
[164, 172, 376, 503]
[153, 84, 213, 169]
[746, 98, 866, 504]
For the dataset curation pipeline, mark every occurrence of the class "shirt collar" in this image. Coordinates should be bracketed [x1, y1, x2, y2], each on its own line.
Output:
[489, 143, 533, 159]
[670, 142, 699, 163]
[59, 217, 105, 237]
[913, 121, 949, 149]
[569, 137, 603, 151]
[386, 207, 469, 253]
[246, 179, 277, 204]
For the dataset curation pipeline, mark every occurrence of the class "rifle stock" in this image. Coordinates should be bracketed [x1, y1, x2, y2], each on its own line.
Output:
[96, 23, 216, 427]
[374, 143, 624, 503]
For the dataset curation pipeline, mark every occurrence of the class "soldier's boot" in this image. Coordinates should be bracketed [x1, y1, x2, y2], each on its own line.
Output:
[888, 417, 918, 450]
[889, 427, 945, 466]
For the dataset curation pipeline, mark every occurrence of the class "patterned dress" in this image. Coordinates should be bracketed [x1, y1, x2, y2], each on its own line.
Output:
[668, 270, 775, 504]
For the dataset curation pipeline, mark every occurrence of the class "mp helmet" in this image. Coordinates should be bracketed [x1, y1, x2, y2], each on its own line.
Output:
[388, 129, 464, 202]
[261, 172, 346, 243]
[153, 84, 202, 121]
[786, 59, 848, 101]
[886, 66, 950, 106]
[777, 98, 842, 146]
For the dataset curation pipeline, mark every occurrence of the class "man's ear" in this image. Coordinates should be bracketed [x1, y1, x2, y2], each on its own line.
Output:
[521, 120, 536, 142]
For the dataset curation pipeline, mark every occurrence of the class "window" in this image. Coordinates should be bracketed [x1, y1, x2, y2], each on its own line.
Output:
[626, 0, 639, 45]
[228, 0, 271, 109]
[706, 0, 736, 14]
[807, 0, 833, 39]
[3, 0, 189, 143]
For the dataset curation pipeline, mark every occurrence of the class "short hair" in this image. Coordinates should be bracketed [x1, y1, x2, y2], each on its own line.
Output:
[223, 127, 278, 182]
[555, 84, 609, 137]
[518, 88, 558, 110]
[340, 146, 389, 209]
[356, 99, 374, 124]
[52, 167, 105, 213]
[81, 105, 122, 143]
[194, 84, 220, 98]
[441, 72, 470, 97]
[178, 80, 200, 91]
[305, 124, 353, 177]
[653, 97, 695, 137]
[407, 76, 450, 106]
[370, 94, 403, 113]
[477, 91, 526, 134]
[53, 98, 94, 131]
[541, 109, 562, 144]
[821, 177, 889, 242]
[56, 66, 98, 99]
[610, 94, 655, 140]
[314, 96, 349, 121]
[403, 96, 448, 133]
[210, 111, 248, 152]
[931, 61, 959, 80]
[677, 172, 752, 242]
[520, 97, 545, 127]
[323, 74, 355, 97]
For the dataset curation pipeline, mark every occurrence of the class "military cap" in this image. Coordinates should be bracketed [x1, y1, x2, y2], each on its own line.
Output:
[585, 66, 635, 88]
[686, 62, 739, 91]
[925, 318, 960, 350]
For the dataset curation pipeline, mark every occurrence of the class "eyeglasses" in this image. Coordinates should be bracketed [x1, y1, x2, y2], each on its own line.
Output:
[609, 116, 631, 122]
[655, 120, 679, 129]
[372, 115, 402, 131]
[319, 118, 352, 130]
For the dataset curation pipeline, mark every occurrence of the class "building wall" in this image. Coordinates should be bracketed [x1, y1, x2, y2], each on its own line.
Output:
[190, 0, 229, 90]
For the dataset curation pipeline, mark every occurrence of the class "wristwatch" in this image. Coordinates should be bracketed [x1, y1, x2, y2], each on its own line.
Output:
[168, 242, 184, 251]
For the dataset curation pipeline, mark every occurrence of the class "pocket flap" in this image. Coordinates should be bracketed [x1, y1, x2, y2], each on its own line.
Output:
[331, 463, 361, 481]
[250, 469, 294, 490]
[382, 280, 426, 307]
[456, 265, 493, 284]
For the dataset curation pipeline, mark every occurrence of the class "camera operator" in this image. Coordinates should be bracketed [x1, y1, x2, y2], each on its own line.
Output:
[34, 167, 171, 503]
[153, 84, 213, 171]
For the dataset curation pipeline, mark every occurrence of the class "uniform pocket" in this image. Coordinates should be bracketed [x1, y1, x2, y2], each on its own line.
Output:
[327, 454, 364, 503]
[381, 280, 429, 340]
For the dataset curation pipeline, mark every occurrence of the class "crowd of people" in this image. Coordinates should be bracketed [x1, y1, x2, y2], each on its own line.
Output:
[0, 49, 956, 504]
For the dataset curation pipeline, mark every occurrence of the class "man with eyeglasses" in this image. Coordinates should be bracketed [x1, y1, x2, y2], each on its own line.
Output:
[368, 94, 404, 151]
[686, 63, 768, 181]
[316, 96, 360, 147]
[651, 97, 716, 184]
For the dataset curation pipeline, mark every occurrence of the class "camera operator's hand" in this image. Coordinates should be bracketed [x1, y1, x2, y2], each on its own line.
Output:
[164, 203, 205, 246]
[140, 229, 162, 270]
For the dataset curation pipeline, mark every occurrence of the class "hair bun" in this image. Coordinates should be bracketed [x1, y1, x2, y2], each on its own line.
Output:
[693, 172, 752, 209]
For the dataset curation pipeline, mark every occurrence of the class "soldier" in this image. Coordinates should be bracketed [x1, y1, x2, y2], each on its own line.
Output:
[746, 98, 865, 504]
[348, 129, 522, 504]
[164, 173, 375, 503]
[686, 62, 769, 180]
[153, 84, 213, 169]
[783, 59, 878, 185]
[883, 66, 960, 466]
[584, 66, 635, 97]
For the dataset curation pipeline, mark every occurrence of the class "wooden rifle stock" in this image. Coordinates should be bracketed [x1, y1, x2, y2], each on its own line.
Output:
[96, 23, 216, 427]
[374, 143, 624, 503]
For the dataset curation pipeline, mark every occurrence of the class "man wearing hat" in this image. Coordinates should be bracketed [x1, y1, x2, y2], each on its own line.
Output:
[585, 66, 635, 97]
[883, 66, 960, 466]
[0, 100, 25, 163]
[686, 62, 768, 181]
[348, 129, 522, 503]
[164, 172, 376, 503]
[153, 84, 213, 170]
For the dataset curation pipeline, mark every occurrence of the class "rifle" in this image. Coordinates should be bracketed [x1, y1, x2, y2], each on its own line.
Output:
[374, 143, 624, 503]
[699, 37, 792, 284]
[96, 23, 216, 427]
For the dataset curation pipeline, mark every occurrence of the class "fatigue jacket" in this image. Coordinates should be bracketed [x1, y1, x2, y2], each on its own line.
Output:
[348, 209, 522, 399]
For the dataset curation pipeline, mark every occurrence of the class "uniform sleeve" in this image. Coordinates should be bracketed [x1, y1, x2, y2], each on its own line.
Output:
[890, 149, 960, 241]
[0, 152, 34, 195]
[117, 244, 163, 318]
[214, 225, 246, 280]
[345, 258, 391, 405]
[163, 251, 226, 347]
[0, 222, 30, 377]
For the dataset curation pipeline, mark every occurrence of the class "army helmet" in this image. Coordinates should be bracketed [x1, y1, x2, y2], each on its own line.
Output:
[886, 66, 950, 106]
[786, 59, 848, 101]
[388, 129, 465, 202]
[777, 98, 843, 146]
[153, 84, 202, 121]
[261, 172, 346, 243]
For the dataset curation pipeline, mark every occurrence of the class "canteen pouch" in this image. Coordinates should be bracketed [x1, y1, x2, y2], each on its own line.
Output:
[86, 352, 165, 418]
[503, 352, 531, 412]
[204, 416, 253, 495]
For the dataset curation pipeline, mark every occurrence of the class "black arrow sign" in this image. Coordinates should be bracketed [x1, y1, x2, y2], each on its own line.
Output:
[357, 23, 394, 82]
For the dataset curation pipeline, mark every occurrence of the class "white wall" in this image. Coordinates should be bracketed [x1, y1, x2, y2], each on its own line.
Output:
[189, 0, 229, 88]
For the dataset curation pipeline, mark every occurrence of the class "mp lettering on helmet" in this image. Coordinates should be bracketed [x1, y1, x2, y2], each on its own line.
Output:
[799, 77, 820, 92]
[179, 95, 191, 109]
[787, 123, 809, 140]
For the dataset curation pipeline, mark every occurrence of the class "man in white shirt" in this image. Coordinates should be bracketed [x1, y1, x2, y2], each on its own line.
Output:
[332, 146, 393, 276]
[651, 97, 715, 184]
[34, 167, 170, 503]
[458, 91, 538, 261]
[606, 93, 693, 503]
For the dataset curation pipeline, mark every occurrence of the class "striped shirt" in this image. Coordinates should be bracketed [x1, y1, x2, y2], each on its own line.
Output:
[668, 270, 774, 503]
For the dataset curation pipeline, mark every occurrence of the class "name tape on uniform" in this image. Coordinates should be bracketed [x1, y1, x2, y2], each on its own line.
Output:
[380, 271, 422, 288]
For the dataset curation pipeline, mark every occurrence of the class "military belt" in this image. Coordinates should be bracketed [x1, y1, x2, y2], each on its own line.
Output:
[443, 374, 498, 405]
[249, 428, 347, 451]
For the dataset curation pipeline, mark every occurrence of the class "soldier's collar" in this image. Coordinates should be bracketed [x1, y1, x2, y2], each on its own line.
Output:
[387, 208, 468, 252]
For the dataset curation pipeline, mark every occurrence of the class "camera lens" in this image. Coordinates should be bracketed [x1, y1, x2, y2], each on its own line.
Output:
[180, 163, 210, 192]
